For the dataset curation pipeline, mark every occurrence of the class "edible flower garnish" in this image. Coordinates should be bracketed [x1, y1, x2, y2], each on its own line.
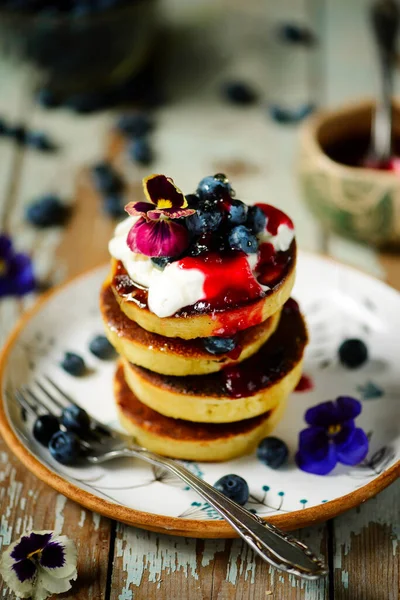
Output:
[296, 396, 369, 475]
[0, 234, 35, 298]
[125, 174, 195, 257]
[0, 530, 77, 600]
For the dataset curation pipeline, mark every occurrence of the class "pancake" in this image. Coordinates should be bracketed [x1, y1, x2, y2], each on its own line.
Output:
[109, 241, 296, 339]
[122, 300, 307, 423]
[100, 283, 281, 376]
[114, 363, 288, 461]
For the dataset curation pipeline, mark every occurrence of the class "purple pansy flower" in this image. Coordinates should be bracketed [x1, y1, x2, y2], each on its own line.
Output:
[296, 396, 369, 475]
[125, 174, 195, 258]
[0, 234, 35, 297]
[0, 530, 77, 600]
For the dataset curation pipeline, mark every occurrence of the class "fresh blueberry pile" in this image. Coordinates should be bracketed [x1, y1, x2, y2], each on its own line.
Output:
[91, 161, 126, 218]
[0, 116, 56, 152]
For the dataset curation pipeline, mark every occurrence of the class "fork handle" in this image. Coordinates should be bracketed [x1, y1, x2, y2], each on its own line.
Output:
[94, 446, 327, 579]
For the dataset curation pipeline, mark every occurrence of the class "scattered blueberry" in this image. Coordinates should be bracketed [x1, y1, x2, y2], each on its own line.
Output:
[214, 474, 249, 505]
[61, 405, 91, 435]
[8, 124, 26, 144]
[222, 81, 257, 105]
[26, 195, 71, 228]
[196, 174, 234, 201]
[151, 257, 171, 269]
[338, 339, 368, 369]
[246, 205, 266, 234]
[186, 207, 223, 236]
[25, 131, 57, 152]
[48, 430, 81, 466]
[36, 88, 61, 109]
[89, 334, 116, 359]
[226, 199, 248, 225]
[228, 225, 258, 253]
[257, 437, 289, 469]
[203, 336, 236, 355]
[278, 23, 316, 46]
[60, 352, 86, 376]
[128, 138, 153, 165]
[103, 194, 126, 218]
[117, 112, 153, 137]
[92, 162, 124, 195]
[33, 414, 60, 446]
[268, 103, 315, 125]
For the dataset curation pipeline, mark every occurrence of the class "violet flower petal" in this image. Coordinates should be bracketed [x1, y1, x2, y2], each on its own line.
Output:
[335, 427, 369, 465]
[143, 174, 188, 209]
[0, 234, 13, 261]
[304, 400, 338, 427]
[335, 396, 362, 421]
[127, 217, 190, 257]
[333, 420, 355, 448]
[296, 441, 337, 475]
[8, 253, 35, 296]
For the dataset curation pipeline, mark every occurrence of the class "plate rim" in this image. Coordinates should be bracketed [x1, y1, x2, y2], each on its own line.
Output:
[0, 259, 399, 538]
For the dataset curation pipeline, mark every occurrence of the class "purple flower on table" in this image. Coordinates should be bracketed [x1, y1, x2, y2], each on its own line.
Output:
[124, 174, 195, 258]
[0, 234, 35, 298]
[0, 530, 77, 600]
[296, 396, 369, 475]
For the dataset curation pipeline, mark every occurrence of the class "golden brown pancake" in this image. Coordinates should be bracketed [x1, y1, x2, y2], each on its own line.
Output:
[109, 242, 296, 339]
[122, 301, 307, 423]
[100, 283, 281, 376]
[114, 363, 288, 461]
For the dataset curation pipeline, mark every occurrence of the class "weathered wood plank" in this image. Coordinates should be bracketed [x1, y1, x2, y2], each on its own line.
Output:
[110, 524, 329, 600]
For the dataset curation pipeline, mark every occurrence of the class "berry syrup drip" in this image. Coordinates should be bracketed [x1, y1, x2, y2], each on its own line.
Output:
[222, 298, 306, 398]
[257, 243, 292, 287]
[178, 252, 264, 311]
[113, 262, 148, 308]
[256, 203, 294, 236]
[294, 374, 314, 392]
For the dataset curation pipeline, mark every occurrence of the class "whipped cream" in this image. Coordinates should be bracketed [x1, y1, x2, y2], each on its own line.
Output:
[259, 223, 295, 252]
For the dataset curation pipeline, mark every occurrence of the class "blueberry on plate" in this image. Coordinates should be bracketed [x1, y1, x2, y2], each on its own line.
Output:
[338, 338, 368, 369]
[246, 205, 266, 234]
[89, 334, 116, 359]
[278, 22, 316, 46]
[61, 405, 91, 435]
[116, 112, 153, 137]
[196, 174, 234, 201]
[8, 124, 26, 144]
[268, 103, 315, 125]
[25, 131, 57, 152]
[222, 81, 257, 105]
[48, 430, 81, 466]
[60, 352, 86, 376]
[257, 437, 289, 469]
[228, 225, 258, 253]
[33, 414, 60, 446]
[103, 194, 126, 218]
[226, 199, 248, 225]
[92, 162, 124, 195]
[203, 336, 236, 355]
[26, 195, 71, 228]
[186, 207, 223, 236]
[214, 474, 249, 505]
[128, 138, 153, 165]
[151, 256, 171, 269]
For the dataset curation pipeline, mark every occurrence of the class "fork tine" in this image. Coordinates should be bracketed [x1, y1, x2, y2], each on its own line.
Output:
[43, 375, 78, 407]
[14, 389, 39, 417]
[22, 386, 60, 417]
[34, 379, 66, 411]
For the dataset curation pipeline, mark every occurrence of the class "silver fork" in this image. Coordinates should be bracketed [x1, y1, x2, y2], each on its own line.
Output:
[13, 376, 328, 580]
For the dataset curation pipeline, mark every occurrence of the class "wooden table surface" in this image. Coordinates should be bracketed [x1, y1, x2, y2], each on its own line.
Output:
[0, 1, 399, 599]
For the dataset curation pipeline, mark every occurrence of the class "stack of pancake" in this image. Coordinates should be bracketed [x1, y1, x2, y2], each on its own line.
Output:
[100, 241, 308, 462]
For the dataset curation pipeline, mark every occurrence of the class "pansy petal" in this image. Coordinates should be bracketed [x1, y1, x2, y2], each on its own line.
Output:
[0, 550, 35, 598]
[148, 207, 195, 220]
[143, 174, 188, 209]
[124, 201, 154, 217]
[304, 401, 338, 427]
[296, 427, 338, 475]
[0, 234, 13, 261]
[36, 569, 77, 594]
[10, 532, 53, 561]
[335, 396, 362, 422]
[333, 420, 355, 448]
[298, 427, 329, 458]
[127, 217, 190, 258]
[336, 427, 369, 466]
[13, 558, 36, 583]
[40, 536, 77, 579]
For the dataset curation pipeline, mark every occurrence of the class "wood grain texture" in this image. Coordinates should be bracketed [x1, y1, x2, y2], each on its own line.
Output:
[110, 524, 329, 600]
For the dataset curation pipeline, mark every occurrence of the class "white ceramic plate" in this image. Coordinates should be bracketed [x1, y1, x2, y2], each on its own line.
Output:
[0, 253, 399, 537]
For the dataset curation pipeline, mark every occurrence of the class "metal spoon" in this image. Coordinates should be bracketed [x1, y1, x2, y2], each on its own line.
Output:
[369, 0, 400, 164]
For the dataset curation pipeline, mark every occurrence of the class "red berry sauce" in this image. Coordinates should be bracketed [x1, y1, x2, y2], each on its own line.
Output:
[256, 203, 294, 235]
[294, 374, 314, 392]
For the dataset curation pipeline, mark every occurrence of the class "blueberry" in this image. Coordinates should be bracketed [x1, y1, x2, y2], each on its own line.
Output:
[89, 334, 116, 359]
[186, 207, 223, 236]
[203, 336, 236, 355]
[60, 352, 86, 376]
[214, 474, 249, 505]
[26, 195, 71, 228]
[117, 112, 153, 137]
[278, 23, 316, 46]
[185, 194, 200, 209]
[196, 174, 234, 201]
[228, 225, 258, 253]
[49, 431, 81, 466]
[226, 199, 248, 225]
[33, 414, 59, 446]
[257, 437, 289, 469]
[36, 87, 61, 109]
[268, 103, 315, 125]
[92, 162, 124, 195]
[103, 195, 126, 218]
[8, 124, 26, 144]
[151, 257, 171, 269]
[338, 339, 368, 369]
[25, 131, 57, 152]
[246, 205, 266, 234]
[61, 404, 91, 435]
[222, 81, 257, 105]
[128, 138, 153, 165]
[0, 117, 8, 136]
